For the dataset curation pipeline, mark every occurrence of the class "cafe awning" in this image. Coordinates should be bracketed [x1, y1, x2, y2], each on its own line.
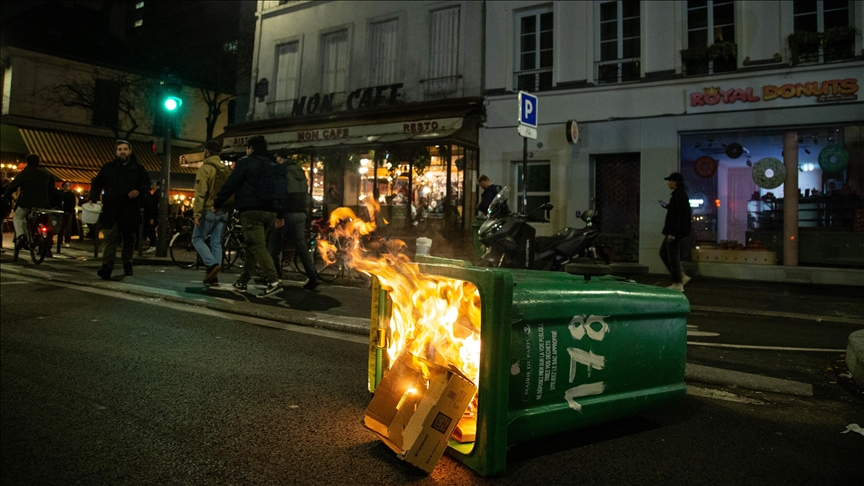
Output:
[17, 127, 195, 174]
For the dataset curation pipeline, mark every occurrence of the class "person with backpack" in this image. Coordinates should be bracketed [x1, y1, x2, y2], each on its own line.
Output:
[268, 148, 320, 290]
[193, 140, 232, 287]
[212, 135, 287, 298]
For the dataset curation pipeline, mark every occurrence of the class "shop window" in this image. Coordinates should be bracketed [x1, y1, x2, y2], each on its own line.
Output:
[369, 18, 399, 86]
[424, 6, 461, 100]
[512, 160, 551, 217]
[683, 0, 736, 76]
[272, 41, 300, 116]
[514, 7, 553, 92]
[791, 1, 853, 64]
[321, 29, 349, 94]
[595, 0, 640, 85]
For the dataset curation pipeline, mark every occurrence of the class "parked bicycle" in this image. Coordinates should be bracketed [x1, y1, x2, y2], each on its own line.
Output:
[169, 211, 245, 270]
[13, 207, 64, 265]
[302, 218, 372, 283]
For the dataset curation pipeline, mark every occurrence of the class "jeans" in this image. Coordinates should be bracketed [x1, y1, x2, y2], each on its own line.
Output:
[102, 222, 136, 267]
[192, 210, 228, 268]
[660, 235, 683, 283]
[238, 210, 278, 284]
[268, 212, 318, 282]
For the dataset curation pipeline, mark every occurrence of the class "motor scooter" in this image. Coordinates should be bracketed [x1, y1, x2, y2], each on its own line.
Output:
[477, 187, 608, 271]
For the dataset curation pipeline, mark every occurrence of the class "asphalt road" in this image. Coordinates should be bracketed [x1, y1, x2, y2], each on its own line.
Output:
[2, 272, 862, 485]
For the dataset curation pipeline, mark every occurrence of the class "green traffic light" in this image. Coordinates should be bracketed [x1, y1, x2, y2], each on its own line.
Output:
[164, 96, 182, 111]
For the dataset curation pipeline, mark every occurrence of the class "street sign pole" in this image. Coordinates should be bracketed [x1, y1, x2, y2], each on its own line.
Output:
[156, 121, 171, 257]
[517, 91, 538, 214]
[522, 137, 528, 213]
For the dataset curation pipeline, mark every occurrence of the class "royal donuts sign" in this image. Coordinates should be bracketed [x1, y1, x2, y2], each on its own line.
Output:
[688, 77, 859, 112]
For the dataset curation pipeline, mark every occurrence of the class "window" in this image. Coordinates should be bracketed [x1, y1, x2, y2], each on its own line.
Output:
[685, 0, 736, 75]
[134, 19, 143, 28]
[595, 1, 640, 85]
[513, 161, 551, 216]
[424, 6, 460, 99]
[515, 8, 553, 92]
[275, 42, 300, 102]
[93, 79, 120, 129]
[368, 19, 398, 86]
[321, 29, 349, 94]
[793, 1, 852, 63]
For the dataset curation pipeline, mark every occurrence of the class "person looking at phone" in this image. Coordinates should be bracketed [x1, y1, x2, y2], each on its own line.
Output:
[660, 172, 692, 291]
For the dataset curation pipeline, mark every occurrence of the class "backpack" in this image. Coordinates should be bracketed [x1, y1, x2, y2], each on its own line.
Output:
[212, 164, 234, 209]
[256, 157, 287, 213]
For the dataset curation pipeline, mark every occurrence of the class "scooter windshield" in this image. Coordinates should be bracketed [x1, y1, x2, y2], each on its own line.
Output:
[487, 186, 510, 218]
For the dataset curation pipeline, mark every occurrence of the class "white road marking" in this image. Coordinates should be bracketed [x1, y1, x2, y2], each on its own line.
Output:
[688, 331, 720, 337]
[686, 385, 766, 405]
[3, 274, 367, 345]
[0, 281, 31, 285]
[687, 341, 845, 353]
[691, 304, 864, 326]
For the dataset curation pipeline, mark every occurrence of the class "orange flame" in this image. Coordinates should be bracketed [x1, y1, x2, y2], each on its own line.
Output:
[320, 200, 482, 387]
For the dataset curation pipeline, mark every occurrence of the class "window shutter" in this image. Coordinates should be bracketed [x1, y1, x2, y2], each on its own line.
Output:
[275, 42, 299, 101]
[369, 19, 398, 86]
[322, 30, 349, 93]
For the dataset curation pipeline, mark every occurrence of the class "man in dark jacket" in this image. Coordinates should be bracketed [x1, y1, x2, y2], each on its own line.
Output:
[476, 175, 500, 216]
[59, 181, 77, 247]
[2, 154, 56, 247]
[213, 135, 286, 298]
[660, 172, 692, 291]
[268, 148, 319, 290]
[90, 140, 151, 280]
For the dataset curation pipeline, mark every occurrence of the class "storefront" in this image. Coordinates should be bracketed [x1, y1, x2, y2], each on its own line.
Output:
[222, 98, 483, 243]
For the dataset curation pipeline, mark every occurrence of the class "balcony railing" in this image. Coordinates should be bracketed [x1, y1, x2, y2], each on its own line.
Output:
[594, 58, 640, 85]
[681, 42, 738, 76]
[514, 68, 552, 92]
[788, 27, 858, 65]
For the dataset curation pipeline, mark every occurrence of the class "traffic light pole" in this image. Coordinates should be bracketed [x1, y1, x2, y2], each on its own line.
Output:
[156, 121, 172, 257]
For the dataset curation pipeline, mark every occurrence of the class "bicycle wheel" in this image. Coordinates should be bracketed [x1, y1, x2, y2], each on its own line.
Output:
[30, 234, 46, 264]
[169, 231, 197, 268]
[222, 231, 244, 270]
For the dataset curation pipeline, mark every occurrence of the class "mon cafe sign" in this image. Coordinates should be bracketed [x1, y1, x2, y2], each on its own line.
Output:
[227, 117, 463, 151]
[687, 77, 858, 112]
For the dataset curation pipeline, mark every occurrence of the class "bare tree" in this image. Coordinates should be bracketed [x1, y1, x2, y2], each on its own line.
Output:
[45, 69, 159, 141]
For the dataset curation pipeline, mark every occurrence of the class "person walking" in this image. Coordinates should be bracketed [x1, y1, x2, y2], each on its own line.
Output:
[59, 181, 77, 247]
[212, 135, 286, 298]
[476, 175, 501, 216]
[142, 181, 160, 252]
[2, 154, 56, 248]
[660, 172, 692, 291]
[90, 140, 151, 280]
[193, 141, 233, 287]
[268, 148, 320, 291]
[0, 169, 10, 252]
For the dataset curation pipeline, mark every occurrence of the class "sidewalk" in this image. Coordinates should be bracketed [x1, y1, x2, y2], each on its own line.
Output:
[3, 230, 862, 394]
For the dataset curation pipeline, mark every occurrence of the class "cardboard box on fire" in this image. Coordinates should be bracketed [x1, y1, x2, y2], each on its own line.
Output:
[363, 352, 477, 473]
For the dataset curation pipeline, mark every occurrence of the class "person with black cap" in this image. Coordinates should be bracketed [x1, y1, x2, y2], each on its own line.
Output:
[2, 154, 56, 248]
[90, 140, 151, 280]
[661, 172, 692, 291]
[193, 140, 232, 286]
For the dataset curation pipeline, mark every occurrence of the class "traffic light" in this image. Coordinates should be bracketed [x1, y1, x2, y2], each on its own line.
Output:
[164, 96, 182, 111]
[160, 74, 183, 112]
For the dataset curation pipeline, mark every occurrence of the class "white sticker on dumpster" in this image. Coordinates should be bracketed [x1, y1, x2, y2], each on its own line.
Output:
[565, 315, 609, 412]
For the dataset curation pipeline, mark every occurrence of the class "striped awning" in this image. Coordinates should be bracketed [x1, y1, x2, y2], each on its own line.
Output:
[18, 128, 196, 174]
[44, 167, 100, 185]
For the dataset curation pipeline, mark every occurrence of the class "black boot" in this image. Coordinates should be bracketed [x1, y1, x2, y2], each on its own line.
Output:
[123, 262, 133, 276]
[97, 265, 113, 280]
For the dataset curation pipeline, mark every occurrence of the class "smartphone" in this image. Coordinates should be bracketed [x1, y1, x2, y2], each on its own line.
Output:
[658, 200, 667, 208]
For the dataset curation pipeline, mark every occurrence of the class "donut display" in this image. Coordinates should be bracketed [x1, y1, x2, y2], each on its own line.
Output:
[694, 156, 718, 178]
[818, 145, 849, 173]
[725, 142, 744, 159]
[752, 157, 786, 189]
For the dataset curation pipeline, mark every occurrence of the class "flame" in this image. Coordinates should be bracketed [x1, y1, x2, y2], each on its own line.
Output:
[321, 198, 482, 387]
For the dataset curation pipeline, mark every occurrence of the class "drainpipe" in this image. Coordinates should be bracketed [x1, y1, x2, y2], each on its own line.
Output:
[783, 131, 798, 266]
[246, 0, 265, 122]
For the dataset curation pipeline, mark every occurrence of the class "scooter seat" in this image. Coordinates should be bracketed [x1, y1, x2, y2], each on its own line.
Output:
[535, 235, 568, 253]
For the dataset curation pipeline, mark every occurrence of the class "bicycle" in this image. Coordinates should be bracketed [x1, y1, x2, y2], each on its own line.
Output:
[299, 218, 372, 284]
[169, 211, 245, 271]
[13, 208, 64, 265]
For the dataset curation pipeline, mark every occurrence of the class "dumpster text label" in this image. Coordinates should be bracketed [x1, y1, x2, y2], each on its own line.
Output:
[565, 315, 609, 412]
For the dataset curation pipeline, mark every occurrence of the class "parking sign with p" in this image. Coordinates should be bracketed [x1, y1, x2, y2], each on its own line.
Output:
[518, 91, 538, 128]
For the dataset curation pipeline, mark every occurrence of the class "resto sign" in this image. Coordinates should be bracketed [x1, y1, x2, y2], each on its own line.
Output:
[686, 76, 859, 113]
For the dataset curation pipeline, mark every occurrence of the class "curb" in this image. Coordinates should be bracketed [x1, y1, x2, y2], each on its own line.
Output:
[685, 363, 813, 397]
[0, 264, 370, 337]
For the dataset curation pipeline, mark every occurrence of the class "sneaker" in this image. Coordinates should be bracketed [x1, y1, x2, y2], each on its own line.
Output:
[303, 280, 320, 291]
[666, 283, 684, 292]
[63, 243, 71, 248]
[232, 280, 248, 293]
[144, 247, 156, 253]
[681, 274, 691, 287]
[123, 262, 133, 276]
[257, 281, 283, 298]
[203, 264, 222, 284]
[205, 278, 219, 287]
[97, 265, 113, 280]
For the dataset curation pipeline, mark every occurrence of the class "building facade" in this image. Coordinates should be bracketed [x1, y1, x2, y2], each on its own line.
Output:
[224, 0, 485, 242]
[481, 1, 863, 284]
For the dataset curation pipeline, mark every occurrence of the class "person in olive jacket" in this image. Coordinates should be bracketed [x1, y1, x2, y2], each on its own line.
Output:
[2, 154, 56, 246]
[660, 172, 692, 291]
[89, 140, 151, 280]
